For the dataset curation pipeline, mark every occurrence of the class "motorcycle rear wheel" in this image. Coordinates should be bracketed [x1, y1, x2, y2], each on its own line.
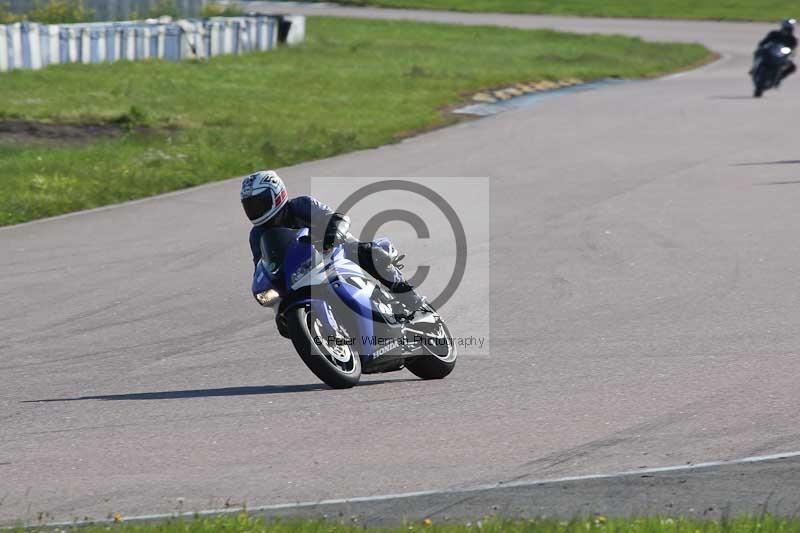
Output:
[287, 306, 361, 389]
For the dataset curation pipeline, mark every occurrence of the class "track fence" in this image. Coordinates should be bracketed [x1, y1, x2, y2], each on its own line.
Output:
[0, 14, 305, 72]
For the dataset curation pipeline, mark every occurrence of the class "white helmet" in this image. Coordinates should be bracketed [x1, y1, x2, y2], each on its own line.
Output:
[240, 170, 288, 226]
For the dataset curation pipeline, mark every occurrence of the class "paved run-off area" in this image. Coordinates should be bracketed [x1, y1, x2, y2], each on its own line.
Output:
[2, 4, 800, 526]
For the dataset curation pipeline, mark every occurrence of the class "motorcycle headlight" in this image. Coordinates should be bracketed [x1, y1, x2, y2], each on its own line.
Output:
[782, 47, 792, 55]
[255, 289, 280, 307]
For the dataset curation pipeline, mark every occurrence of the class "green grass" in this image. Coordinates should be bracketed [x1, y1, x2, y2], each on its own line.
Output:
[331, 0, 790, 22]
[0, 17, 710, 226]
[14, 514, 800, 533]
[0, 0, 93, 24]
[0, 0, 214, 23]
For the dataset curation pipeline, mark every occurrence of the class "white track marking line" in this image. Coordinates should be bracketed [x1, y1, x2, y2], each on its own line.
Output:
[35, 450, 800, 528]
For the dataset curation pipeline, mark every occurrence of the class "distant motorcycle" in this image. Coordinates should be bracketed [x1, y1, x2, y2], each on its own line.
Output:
[251, 228, 457, 388]
[752, 42, 795, 97]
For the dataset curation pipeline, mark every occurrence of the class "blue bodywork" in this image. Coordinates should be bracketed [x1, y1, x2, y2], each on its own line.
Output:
[252, 228, 395, 362]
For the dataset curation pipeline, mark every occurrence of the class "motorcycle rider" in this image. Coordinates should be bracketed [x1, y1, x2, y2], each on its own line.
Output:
[754, 18, 797, 84]
[241, 170, 426, 316]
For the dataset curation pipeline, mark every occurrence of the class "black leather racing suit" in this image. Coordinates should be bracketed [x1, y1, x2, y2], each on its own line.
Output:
[249, 195, 417, 298]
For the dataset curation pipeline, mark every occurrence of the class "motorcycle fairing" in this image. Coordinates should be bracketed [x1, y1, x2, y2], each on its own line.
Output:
[278, 231, 382, 360]
[255, 226, 412, 363]
[252, 259, 274, 296]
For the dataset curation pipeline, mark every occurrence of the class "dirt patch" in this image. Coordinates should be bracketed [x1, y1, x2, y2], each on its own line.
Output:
[0, 119, 160, 146]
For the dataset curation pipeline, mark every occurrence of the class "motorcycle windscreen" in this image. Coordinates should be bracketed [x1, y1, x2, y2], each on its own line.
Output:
[260, 228, 302, 276]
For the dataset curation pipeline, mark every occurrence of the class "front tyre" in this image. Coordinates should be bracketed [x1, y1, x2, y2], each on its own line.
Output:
[287, 306, 361, 389]
[753, 65, 768, 97]
[405, 316, 457, 380]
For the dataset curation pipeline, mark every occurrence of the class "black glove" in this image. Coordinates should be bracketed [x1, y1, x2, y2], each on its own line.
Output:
[322, 213, 350, 251]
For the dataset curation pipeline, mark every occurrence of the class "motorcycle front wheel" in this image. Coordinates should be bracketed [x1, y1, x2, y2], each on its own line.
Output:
[753, 65, 768, 97]
[287, 305, 361, 389]
[405, 314, 458, 380]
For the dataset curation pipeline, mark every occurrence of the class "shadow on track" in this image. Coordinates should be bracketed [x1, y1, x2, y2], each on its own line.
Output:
[734, 160, 800, 166]
[708, 95, 754, 100]
[759, 179, 800, 186]
[23, 379, 417, 403]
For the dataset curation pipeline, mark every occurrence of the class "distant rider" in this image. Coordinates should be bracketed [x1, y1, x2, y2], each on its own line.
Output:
[240, 170, 426, 316]
[754, 18, 797, 85]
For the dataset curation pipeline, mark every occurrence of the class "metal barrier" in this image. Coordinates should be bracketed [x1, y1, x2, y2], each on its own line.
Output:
[0, 15, 305, 72]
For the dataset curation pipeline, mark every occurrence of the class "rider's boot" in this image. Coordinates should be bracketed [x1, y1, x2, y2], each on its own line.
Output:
[391, 282, 428, 319]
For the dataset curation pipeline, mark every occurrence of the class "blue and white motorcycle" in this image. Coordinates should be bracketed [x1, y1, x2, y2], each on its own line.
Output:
[251, 228, 457, 388]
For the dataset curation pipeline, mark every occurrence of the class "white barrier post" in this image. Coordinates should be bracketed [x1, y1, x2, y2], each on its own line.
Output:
[125, 28, 135, 60]
[157, 25, 166, 58]
[268, 17, 277, 49]
[257, 17, 266, 50]
[238, 20, 249, 53]
[10, 23, 23, 69]
[195, 22, 206, 59]
[39, 23, 48, 66]
[232, 20, 240, 54]
[48, 25, 60, 65]
[103, 27, 112, 62]
[285, 16, 305, 46]
[81, 28, 90, 63]
[177, 20, 194, 59]
[223, 20, 233, 54]
[67, 28, 78, 63]
[142, 27, 150, 59]
[246, 18, 255, 52]
[114, 26, 125, 61]
[97, 28, 106, 62]
[209, 22, 219, 57]
[29, 24, 42, 69]
[117, 27, 124, 60]
[0, 26, 8, 72]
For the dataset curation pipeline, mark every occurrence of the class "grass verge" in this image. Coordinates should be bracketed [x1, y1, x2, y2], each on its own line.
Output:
[0, 0, 234, 23]
[14, 514, 800, 532]
[0, 17, 710, 226]
[331, 0, 790, 22]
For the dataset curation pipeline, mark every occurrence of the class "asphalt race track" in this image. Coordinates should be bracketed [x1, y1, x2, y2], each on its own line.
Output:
[3, 4, 800, 525]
